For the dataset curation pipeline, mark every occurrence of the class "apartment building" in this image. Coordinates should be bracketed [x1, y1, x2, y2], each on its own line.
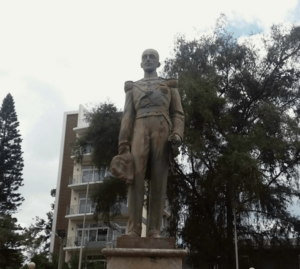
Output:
[50, 105, 170, 266]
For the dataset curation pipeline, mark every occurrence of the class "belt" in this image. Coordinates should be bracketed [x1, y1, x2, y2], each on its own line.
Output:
[136, 110, 173, 131]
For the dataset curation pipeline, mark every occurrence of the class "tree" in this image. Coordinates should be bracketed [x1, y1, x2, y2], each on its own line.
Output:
[23, 253, 56, 269]
[0, 93, 24, 214]
[72, 102, 121, 169]
[24, 189, 56, 260]
[0, 94, 25, 268]
[21, 252, 69, 269]
[163, 17, 300, 268]
[72, 102, 127, 224]
[0, 214, 25, 269]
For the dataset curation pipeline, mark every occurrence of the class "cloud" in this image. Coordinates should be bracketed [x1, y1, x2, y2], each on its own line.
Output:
[20, 77, 67, 159]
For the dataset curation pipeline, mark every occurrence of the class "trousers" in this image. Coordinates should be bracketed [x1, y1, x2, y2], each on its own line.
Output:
[127, 115, 170, 236]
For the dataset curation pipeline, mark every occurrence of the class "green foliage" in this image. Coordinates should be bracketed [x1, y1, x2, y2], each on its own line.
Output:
[67, 252, 80, 269]
[89, 261, 105, 269]
[66, 251, 105, 269]
[163, 16, 300, 268]
[72, 102, 121, 170]
[91, 177, 127, 225]
[0, 215, 25, 269]
[0, 249, 24, 269]
[0, 93, 24, 214]
[24, 212, 53, 258]
[30, 253, 53, 268]
[21, 253, 68, 269]
[72, 102, 127, 225]
[0, 94, 25, 267]
[24, 189, 56, 260]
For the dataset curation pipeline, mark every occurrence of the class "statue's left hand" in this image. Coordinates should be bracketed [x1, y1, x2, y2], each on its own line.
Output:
[168, 133, 182, 147]
[119, 144, 130, 155]
[168, 134, 182, 157]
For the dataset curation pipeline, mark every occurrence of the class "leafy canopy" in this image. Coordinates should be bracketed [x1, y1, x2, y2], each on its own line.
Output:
[163, 16, 300, 268]
[23, 189, 56, 261]
[72, 102, 120, 169]
[72, 102, 127, 224]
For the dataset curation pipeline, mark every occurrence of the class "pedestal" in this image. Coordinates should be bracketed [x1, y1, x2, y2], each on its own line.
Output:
[101, 238, 187, 269]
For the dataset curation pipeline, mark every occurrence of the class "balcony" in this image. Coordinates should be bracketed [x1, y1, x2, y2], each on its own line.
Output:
[66, 236, 107, 249]
[71, 144, 93, 162]
[65, 230, 125, 250]
[68, 170, 105, 190]
[66, 204, 96, 215]
[66, 203, 129, 220]
[65, 204, 95, 220]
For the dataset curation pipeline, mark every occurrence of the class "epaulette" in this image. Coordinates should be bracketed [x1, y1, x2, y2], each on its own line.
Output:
[165, 79, 178, 88]
[124, 81, 133, 92]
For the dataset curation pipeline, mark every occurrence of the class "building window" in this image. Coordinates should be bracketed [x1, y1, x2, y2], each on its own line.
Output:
[97, 228, 108, 241]
[82, 165, 105, 183]
[79, 193, 95, 214]
[75, 223, 126, 244]
[77, 226, 108, 242]
[69, 166, 106, 185]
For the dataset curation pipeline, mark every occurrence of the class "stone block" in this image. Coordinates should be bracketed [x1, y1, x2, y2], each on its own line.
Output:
[102, 248, 187, 269]
[117, 237, 175, 249]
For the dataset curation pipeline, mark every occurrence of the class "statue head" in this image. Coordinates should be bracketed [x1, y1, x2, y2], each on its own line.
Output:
[141, 49, 160, 73]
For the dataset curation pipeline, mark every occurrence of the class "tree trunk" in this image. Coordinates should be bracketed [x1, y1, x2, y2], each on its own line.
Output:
[225, 179, 234, 269]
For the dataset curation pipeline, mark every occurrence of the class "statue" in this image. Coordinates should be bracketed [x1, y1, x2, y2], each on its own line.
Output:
[110, 49, 184, 238]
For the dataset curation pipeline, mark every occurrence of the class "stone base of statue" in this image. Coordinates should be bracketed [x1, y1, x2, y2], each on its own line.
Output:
[102, 237, 187, 269]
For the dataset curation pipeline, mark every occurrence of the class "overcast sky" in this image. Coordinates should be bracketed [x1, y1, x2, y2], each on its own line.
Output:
[1, 0, 300, 229]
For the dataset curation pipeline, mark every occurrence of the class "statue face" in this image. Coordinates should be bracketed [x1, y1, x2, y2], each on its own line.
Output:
[141, 49, 160, 73]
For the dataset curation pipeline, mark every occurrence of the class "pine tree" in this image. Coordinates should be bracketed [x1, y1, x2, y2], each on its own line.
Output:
[0, 93, 24, 214]
[0, 214, 25, 269]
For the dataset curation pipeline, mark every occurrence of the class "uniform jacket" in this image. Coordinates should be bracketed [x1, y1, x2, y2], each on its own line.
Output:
[118, 77, 184, 148]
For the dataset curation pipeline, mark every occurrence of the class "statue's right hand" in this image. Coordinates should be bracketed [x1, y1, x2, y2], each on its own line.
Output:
[119, 144, 130, 155]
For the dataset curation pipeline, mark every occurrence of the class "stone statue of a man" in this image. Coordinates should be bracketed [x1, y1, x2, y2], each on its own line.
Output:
[111, 49, 184, 237]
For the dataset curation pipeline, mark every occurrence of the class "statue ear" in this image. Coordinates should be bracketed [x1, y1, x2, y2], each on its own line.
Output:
[157, 62, 161, 68]
[140, 62, 143, 68]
